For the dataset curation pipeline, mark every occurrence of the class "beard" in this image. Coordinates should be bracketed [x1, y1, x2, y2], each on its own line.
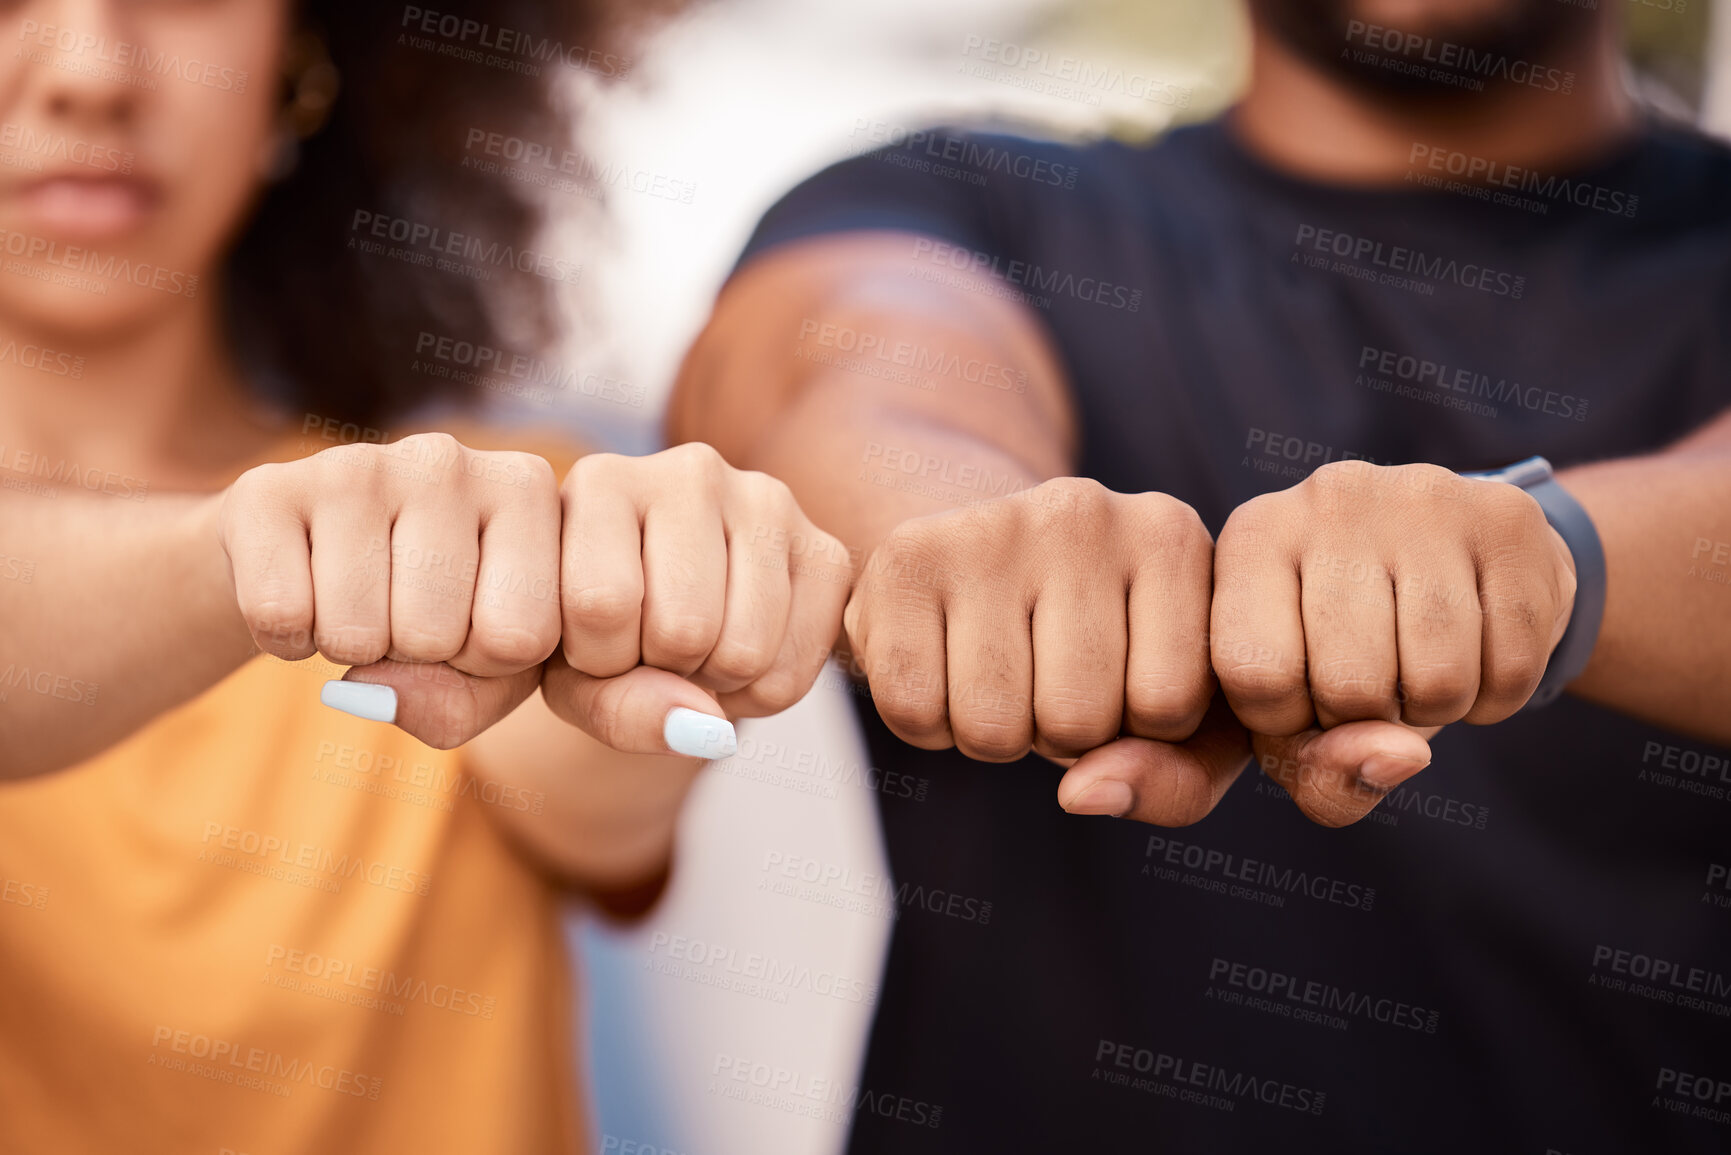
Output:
[1246, 0, 1594, 106]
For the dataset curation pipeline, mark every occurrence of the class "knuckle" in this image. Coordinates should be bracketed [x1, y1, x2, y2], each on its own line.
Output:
[390, 625, 465, 661]
[705, 638, 777, 684]
[1214, 650, 1303, 708]
[1033, 694, 1119, 754]
[1399, 661, 1477, 714]
[952, 714, 1032, 762]
[644, 613, 720, 666]
[563, 583, 641, 635]
[244, 598, 313, 651]
[1479, 638, 1548, 702]
[316, 626, 390, 665]
[475, 623, 559, 669]
[1031, 475, 1109, 519]
[667, 441, 727, 486]
[734, 667, 806, 717]
[1311, 664, 1396, 718]
[878, 691, 948, 740]
[1125, 671, 1212, 738]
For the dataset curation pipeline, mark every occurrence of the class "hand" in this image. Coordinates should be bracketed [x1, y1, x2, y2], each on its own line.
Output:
[542, 441, 854, 758]
[843, 476, 1221, 819]
[1209, 460, 1576, 820]
[218, 433, 562, 748]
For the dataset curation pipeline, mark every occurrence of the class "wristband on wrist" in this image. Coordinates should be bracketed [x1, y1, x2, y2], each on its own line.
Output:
[1460, 456, 1606, 709]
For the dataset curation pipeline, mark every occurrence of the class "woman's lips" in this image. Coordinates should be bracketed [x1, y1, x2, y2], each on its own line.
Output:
[14, 174, 159, 241]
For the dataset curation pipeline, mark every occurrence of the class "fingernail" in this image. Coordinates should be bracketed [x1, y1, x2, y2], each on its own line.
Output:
[320, 680, 398, 725]
[1062, 779, 1134, 818]
[664, 707, 737, 760]
[1357, 752, 1429, 791]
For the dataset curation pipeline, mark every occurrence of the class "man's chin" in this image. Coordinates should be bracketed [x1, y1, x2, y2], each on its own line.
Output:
[1249, 0, 1594, 105]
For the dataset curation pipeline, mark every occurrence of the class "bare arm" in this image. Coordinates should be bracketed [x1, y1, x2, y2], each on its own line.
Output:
[1562, 407, 1731, 742]
[667, 232, 1079, 557]
[0, 490, 255, 778]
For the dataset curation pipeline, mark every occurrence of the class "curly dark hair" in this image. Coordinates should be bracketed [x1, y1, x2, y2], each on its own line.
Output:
[225, 0, 677, 430]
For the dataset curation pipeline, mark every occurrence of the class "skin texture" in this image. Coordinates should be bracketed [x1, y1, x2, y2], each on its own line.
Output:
[670, 0, 1731, 828]
[0, 0, 850, 897]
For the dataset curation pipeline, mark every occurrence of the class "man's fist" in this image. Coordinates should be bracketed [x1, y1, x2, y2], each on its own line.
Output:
[1212, 460, 1577, 768]
[544, 441, 854, 757]
[843, 477, 1218, 813]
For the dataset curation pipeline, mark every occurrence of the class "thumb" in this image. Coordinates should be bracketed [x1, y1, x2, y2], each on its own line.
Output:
[540, 650, 737, 759]
[321, 659, 543, 750]
[1056, 694, 1253, 826]
[1251, 720, 1437, 827]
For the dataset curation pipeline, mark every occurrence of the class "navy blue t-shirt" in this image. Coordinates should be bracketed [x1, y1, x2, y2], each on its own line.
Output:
[736, 120, 1731, 1154]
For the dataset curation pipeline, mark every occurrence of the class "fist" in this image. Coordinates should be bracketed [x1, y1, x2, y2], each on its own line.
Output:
[1212, 461, 1577, 739]
[219, 433, 562, 746]
[844, 477, 1216, 771]
[544, 442, 854, 756]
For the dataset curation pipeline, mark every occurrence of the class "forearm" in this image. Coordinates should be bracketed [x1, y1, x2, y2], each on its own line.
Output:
[0, 491, 255, 778]
[1561, 412, 1731, 742]
[462, 687, 704, 898]
[669, 233, 1079, 563]
[746, 379, 1058, 562]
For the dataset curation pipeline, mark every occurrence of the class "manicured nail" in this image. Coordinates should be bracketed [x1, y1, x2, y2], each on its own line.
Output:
[1357, 752, 1429, 791]
[320, 680, 398, 725]
[1062, 779, 1134, 818]
[664, 707, 737, 760]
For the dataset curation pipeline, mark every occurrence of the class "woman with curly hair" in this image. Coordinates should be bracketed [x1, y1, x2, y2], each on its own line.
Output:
[0, 1, 849, 1150]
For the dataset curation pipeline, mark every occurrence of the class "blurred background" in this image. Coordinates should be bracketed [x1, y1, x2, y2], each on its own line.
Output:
[525, 1, 1731, 1151]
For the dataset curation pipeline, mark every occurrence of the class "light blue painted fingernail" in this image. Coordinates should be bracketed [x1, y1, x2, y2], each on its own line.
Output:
[320, 680, 398, 725]
[664, 707, 737, 760]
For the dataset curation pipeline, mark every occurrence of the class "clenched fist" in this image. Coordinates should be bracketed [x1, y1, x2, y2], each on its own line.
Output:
[543, 441, 855, 757]
[1211, 460, 1577, 816]
[843, 477, 1229, 823]
[219, 432, 562, 747]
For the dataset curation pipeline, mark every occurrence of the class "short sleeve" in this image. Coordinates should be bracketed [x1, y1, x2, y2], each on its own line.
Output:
[735, 128, 1035, 272]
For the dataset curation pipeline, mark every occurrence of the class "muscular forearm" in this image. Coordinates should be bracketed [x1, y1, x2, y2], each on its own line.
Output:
[669, 234, 1078, 566]
[0, 491, 255, 778]
[1562, 412, 1731, 742]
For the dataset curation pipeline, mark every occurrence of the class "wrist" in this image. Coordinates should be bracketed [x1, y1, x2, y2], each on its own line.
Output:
[1462, 456, 1606, 708]
[193, 489, 262, 661]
